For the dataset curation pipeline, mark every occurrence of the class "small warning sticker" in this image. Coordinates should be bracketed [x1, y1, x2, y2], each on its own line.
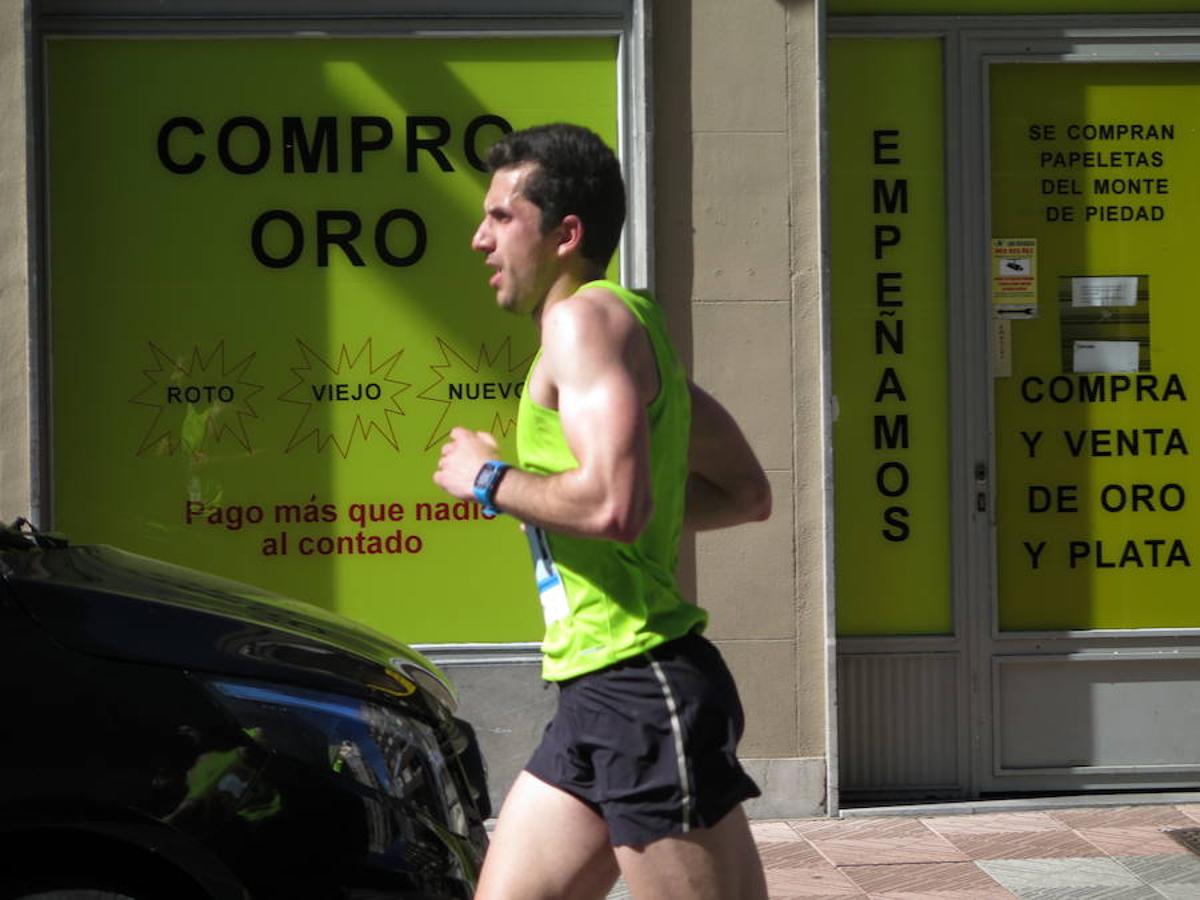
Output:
[991, 238, 1038, 316]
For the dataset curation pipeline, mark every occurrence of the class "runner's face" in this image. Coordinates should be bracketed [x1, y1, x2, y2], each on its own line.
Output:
[471, 164, 561, 316]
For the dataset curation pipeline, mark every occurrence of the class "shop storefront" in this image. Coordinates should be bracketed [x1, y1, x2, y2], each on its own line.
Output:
[16, 1, 678, 814]
[830, 5, 1200, 801]
[6, 0, 1200, 819]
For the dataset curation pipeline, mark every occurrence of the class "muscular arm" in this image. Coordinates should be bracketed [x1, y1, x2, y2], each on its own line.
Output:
[434, 290, 655, 542]
[684, 382, 772, 532]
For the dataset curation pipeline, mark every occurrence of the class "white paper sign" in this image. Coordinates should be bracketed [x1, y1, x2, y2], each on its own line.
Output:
[1073, 340, 1140, 373]
[1071, 276, 1138, 308]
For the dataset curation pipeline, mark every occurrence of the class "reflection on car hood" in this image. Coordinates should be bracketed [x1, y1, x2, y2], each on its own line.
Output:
[1, 544, 456, 712]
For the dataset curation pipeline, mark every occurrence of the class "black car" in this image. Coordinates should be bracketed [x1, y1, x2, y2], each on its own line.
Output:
[0, 521, 489, 900]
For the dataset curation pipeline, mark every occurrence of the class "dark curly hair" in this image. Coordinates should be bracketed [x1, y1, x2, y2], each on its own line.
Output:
[486, 123, 626, 268]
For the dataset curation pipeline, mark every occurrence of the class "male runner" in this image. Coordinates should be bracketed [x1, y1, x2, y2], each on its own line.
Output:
[434, 123, 771, 900]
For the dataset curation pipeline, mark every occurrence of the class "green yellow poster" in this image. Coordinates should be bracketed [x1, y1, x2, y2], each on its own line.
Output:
[46, 37, 619, 643]
[829, 38, 952, 635]
[991, 63, 1200, 630]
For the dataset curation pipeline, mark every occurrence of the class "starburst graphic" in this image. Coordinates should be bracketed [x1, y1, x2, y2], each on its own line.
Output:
[279, 339, 410, 457]
[130, 341, 263, 457]
[418, 337, 535, 451]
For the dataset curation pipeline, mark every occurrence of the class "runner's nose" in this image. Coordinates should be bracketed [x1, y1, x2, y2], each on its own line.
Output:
[471, 220, 492, 252]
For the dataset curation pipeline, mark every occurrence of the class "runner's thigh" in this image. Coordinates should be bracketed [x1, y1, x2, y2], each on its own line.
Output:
[614, 805, 767, 900]
[474, 771, 620, 900]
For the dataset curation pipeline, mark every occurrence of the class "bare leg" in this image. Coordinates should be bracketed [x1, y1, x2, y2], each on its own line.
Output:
[474, 771, 621, 900]
[614, 805, 767, 900]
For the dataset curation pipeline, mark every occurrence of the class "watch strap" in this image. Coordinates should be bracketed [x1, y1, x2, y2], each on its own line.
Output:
[473, 460, 511, 515]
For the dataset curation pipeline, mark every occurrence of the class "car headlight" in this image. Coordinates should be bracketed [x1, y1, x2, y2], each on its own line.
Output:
[205, 678, 469, 837]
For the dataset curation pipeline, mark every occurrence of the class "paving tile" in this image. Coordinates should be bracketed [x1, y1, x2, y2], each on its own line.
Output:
[755, 820, 805, 841]
[751, 808, 1200, 900]
[1114, 852, 1200, 886]
[922, 812, 1069, 836]
[763, 862, 866, 896]
[1047, 804, 1194, 830]
[1013, 888, 1162, 899]
[939, 829, 1107, 861]
[808, 822, 968, 867]
[1161, 824, 1200, 857]
[786, 817, 842, 836]
[1077, 825, 1191, 857]
[977, 857, 1143, 892]
[788, 817, 918, 838]
[1173, 803, 1200, 824]
[759, 838, 830, 869]
[840, 860, 1015, 896]
[863, 892, 1016, 900]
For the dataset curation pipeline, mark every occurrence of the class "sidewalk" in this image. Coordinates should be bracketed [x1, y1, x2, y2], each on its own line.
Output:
[606, 800, 1200, 898]
[751, 801, 1200, 898]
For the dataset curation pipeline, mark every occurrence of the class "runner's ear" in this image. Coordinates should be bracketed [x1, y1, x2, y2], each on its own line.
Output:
[554, 214, 585, 259]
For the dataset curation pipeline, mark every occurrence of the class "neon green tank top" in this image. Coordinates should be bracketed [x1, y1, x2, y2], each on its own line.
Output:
[517, 280, 707, 681]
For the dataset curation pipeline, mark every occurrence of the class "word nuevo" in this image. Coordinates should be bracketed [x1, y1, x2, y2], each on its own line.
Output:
[447, 382, 524, 400]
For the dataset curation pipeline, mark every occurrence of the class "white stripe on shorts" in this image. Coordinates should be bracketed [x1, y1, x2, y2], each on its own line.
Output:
[649, 657, 693, 833]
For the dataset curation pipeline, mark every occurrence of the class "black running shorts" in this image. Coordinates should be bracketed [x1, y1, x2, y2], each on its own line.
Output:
[525, 631, 761, 847]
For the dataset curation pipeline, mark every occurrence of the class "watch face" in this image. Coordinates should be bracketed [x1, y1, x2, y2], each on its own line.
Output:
[474, 463, 496, 490]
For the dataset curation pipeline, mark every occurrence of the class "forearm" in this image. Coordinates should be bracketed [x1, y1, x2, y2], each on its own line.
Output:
[684, 470, 771, 532]
[435, 298, 658, 542]
[685, 382, 772, 531]
[491, 464, 652, 542]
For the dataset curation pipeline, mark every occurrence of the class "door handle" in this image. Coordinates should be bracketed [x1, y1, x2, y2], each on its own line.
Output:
[975, 462, 988, 512]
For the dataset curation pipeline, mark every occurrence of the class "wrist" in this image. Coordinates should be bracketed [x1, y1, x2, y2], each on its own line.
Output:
[472, 460, 511, 515]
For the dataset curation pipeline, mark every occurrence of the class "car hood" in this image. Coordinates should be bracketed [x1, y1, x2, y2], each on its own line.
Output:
[1, 543, 457, 713]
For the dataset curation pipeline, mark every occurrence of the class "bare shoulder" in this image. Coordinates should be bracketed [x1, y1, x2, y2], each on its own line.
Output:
[541, 285, 640, 362]
[544, 284, 636, 334]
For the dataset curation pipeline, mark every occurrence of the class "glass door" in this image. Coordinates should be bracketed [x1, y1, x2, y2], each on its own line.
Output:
[972, 38, 1200, 795]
